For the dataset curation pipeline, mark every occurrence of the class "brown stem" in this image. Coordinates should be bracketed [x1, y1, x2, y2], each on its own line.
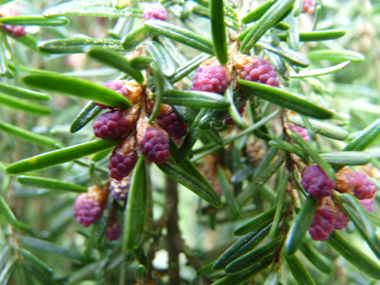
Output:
[181, 244, 203, 271]
[146, 173, 178, 282]
[165, 177, 181, 285]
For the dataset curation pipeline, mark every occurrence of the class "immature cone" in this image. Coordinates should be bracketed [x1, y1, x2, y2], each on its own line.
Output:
[191, 58, 231, 94]
[301, 164, 336, 199]
[336, 168, 377, 200]
[109, 134, 139, 181]
[105, 209, 122, 241]
[309, 202, 335, 241]
[289, 123, 310, 143]
[137, 118, 170, 164]
[143, 3, 168, 21]
[0, 9, 26, 38]
[74, 185, 108, 227]
[302, 0, 316, 14]
[233, 54, 280, 87]
[96, 80, 129, 109]
[155, 104, 188, 139]
[96, 80, 143, 109]
[245, 140, 265, 166]
[333, 207, 349, 230]
[351, 172, 376, 200]
[109, 176, 130, 201]
[93, 107, 139, 140]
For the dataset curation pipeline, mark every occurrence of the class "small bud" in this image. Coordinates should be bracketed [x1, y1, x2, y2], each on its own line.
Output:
[153, 104, 188, 139]
[74, 185, 108, 227]
[137, 118, 170, 165]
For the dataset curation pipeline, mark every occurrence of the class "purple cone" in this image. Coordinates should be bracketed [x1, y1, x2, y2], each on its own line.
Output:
[140, 127, 170, 164]
[301, 165, 336, 199]
[238, 58, 280, 87]
[93, 110, 131, 140]
[96, 80, 130, 109]
[347, 172, 377, 200]
[144, 3, 168, 21]
[74, 193, 103, 227]
[309, 208, 335, 241]
[191, 65, 230, 94]
[109, 148, 138, 181]
[157, 109, 188, 139]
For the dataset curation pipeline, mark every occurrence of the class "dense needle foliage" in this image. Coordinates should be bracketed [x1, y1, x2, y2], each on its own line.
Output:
[1, 0, 380, 284]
